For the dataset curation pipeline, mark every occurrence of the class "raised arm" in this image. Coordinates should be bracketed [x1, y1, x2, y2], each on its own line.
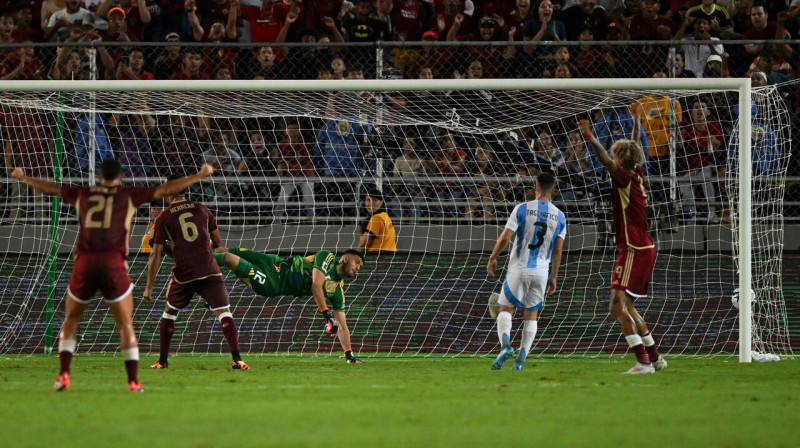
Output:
[579, 119, 616, 174]
[10, 167, 62, 196]
[226, 0, 239, 39]
[153, 163, 214, 198]
[487, 227, 514, 277]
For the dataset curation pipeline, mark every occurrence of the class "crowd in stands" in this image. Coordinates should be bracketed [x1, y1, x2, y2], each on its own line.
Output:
[0, 0, 798, 222]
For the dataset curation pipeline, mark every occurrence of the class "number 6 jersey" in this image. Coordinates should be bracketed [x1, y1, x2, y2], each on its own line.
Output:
[504, 200, 566, 274]
[153, 198, 221, 283]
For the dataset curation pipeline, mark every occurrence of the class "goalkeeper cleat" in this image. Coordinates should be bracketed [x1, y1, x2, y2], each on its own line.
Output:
[128, 381, 144, 393]
[150, 361, 168, 369]
[53, 372, 70, 391]
[231, 360, 250, 370]
[491, 345, 515, 370]
[623, 362, 655, 375]
[652, 356, 667, 371]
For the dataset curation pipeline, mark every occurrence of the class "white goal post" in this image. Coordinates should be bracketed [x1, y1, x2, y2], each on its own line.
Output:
[0, 78, 773, 362]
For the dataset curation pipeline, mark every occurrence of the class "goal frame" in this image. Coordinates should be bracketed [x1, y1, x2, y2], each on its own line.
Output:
[0, 78, 755, 362]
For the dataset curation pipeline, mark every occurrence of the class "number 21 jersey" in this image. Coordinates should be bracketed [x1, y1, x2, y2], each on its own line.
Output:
[153, 199, 221, 282]
[61, 185, 156, 258]
[505, 200, 566, 274]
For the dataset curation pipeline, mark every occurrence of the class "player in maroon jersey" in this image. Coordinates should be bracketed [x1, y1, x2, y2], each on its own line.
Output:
[580, 110, 666, 375]
[143, 175, 249, 371]
[10, 159, 215, 392]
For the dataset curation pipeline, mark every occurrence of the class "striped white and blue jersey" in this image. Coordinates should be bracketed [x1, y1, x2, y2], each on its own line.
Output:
[505, 200, 566, 275]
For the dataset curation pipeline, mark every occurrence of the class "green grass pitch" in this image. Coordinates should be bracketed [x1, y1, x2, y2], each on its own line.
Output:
[1, 355, 798, 448]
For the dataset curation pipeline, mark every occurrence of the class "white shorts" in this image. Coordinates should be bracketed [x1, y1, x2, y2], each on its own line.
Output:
[498, 270, 547, 312]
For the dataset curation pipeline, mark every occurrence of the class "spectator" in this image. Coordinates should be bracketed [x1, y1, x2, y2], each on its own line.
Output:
[686, 0, 732, 37]
[464, 146, 498, 219]
[624, 0, 675, 77]
[100, 6, 131, 69]
[275, 120, 316, 222]
[12, 4, 43, 43]
[390, 0, 428, 42]
[592, 105, 650, 174]
[565, 128, 602, 177]
[507, 0, 536, 36]
[187, 0, 238, 76]
[573, 25, 612, 77]
[634, 86, 681, 210]
[71, 110, 115, 176]
[289, 0, 342, 36]
[237, 131, 277, 203]
[170, 47, 208, 80]
[681, 99, 724, 219]
[203, 130, 243, 198]
[750, 69, 768, 86]
[153, 32, 183, 80]
[558, 0, 610, 40]
[243, 46, 282, 79]
[278, 15, 343, 80]
[315, 97, 365, 177]
[676, 16, 725, 77]
[429, 0, 472, 41]
[331, 56, 347, 79]
[3, 102, 54, 219]
[340, 0, 390, 78]
[1, 43, 46, 80]
[116, 49, 154, 80]
[45, 0, 94, 42]
[449, 15, 515, 78]
[41, 0, 66, 32]
[522, 0, 566, 61]
[107, 97, 156, 178]
[704, 53, 730, 77]
[241, 0, 290, 60]
[96, 0, 151, 42]
[665, 50, 696, 78]
[746, 47, 796, 83]
[433, 134, 467, 218]
[392, 135, 430, 223]
[157, 114, 205, 176]
[407, 30, 456, 79]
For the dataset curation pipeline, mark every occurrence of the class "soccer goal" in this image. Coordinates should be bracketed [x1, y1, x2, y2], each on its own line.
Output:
[0, 78, 792, 362]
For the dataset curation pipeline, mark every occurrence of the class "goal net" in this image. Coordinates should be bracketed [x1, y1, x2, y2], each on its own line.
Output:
[0, 79, 793, 360]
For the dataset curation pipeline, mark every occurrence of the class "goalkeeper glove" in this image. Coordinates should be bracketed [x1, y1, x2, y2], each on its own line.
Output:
[345, 350, 363, 364]
[321, 308, 338, 336]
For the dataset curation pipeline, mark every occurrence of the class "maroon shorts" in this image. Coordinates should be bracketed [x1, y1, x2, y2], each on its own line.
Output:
[165, 274, 229, 311]
[68, 251, 132, 304]
[611, 246, 656, 298]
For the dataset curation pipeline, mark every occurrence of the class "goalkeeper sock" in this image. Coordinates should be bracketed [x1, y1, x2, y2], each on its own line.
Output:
[497, 311, 512, 347]
[520, 320, 538, 359]
[159, 313, 177, 363]
[122, 347, 139, 383]
[625, 334, 650, 365]
[58, 337, 76, 374]
[642, 332, 661, 363]
[218, 312, 240, 354]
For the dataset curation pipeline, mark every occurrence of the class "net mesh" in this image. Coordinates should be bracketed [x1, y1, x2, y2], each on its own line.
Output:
[0, 82, 793, 357]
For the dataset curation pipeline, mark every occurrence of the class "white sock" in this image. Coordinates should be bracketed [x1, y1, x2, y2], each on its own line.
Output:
[121, 347, 139, 361]
[58, 338, 76, 353]
[519, 320, 538, 360]
[642, 333, 656, 347]
[625, 334, 643, 348]
[496, 311, 512, 347]
[161, 312, 177, 320]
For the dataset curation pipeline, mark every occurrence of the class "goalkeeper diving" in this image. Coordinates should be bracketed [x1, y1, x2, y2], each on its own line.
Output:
[213, 247, 365, 363]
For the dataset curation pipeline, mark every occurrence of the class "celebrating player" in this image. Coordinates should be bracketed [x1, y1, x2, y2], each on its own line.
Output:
[486, 172, 565, 371]
[10, 159, 214, 392]
[213, 247, 365, 363]
[143, 175, 249, 371]
[579, 116, 666, 374]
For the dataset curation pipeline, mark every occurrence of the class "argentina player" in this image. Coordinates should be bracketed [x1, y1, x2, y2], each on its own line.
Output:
[486, 172, 565, 370]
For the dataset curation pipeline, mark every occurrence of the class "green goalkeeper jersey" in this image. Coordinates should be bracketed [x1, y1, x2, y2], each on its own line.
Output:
[227, 247, 347, 311]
